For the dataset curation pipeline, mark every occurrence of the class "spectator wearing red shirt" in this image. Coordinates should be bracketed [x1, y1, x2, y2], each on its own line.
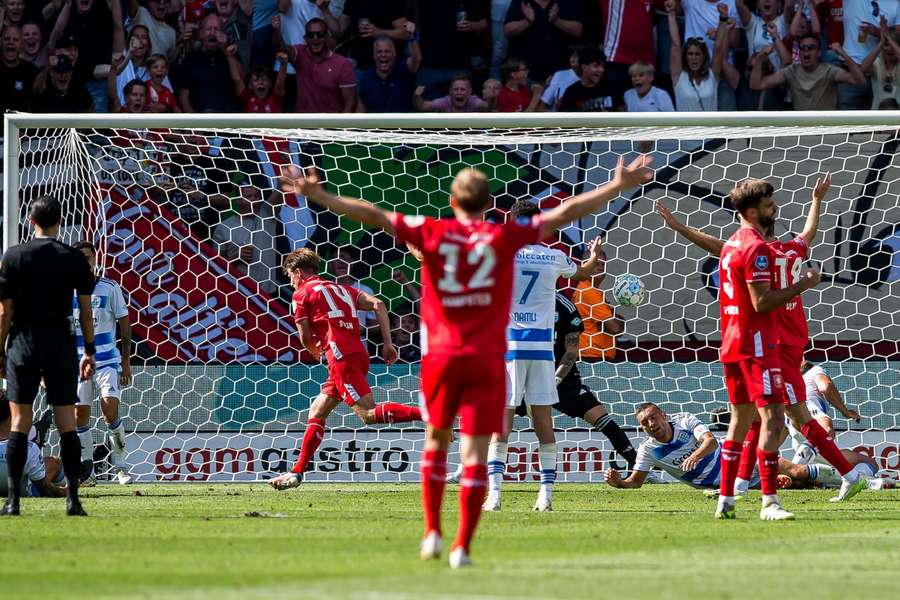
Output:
[275, 16, 356, 112]
[146, 54, 180, 112]
[599, 0, 660, 109]
[227, 43, 287, 112]
[497, 57, 544, 111]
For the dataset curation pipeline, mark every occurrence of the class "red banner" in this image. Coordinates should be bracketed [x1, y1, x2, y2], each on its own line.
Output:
[99, 185, 302, 363]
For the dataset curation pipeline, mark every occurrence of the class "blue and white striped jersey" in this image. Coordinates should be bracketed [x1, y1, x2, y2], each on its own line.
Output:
[73, 277, 128, 371]
[633, 413, 721, 488]
[506, 244, 577, 361]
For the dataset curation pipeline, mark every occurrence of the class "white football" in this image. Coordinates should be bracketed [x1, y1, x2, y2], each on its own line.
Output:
[612, 274, 646, 307]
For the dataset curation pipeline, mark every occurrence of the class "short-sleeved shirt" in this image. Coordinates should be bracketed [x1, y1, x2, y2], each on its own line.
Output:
[240, 88, 283, 113]
[430, 93, 485, 112]
[718, 226, 777, 363]
[559, 81, 614, 111]
[343, 0, 407, 70]
[554, 293, 584, 385]
[779, 63, 840, 111]
[73, 277, 128, 370]
[291, 46, 355, 113]
[391, 214, 542, 358]
[803, 365, 829, 408]
[505, 0, 585, 82]
[292, 275, 366, 363]
[633, 412, 720, 488]
[599, 0, 657, 66]
[0, 237, 95, 330]
[842, 0, 900, 63]
[132, 5, 177, 60]
[768, 236, 809, 349]
[358, 59, 416, 112]
[572, 281, 615, 360]
[277, 0, 344, 75]
[0, 440, 46, 495]
[498, 85, 533, 112]
[624, 86, 674, 112]
[148, 83, 178, 112]
[540, 68, 578, 110]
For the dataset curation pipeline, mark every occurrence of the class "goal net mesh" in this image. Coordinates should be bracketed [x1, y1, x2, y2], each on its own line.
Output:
[10, 122, 900, 483]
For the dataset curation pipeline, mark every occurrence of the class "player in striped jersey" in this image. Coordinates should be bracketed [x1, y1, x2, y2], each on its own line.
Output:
[484, 200, 602, 513]
[72, 242, 133, 485]
[604, 403, 842, 490]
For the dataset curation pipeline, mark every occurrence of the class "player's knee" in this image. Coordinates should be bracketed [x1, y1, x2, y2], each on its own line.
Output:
[425, 426, 452, 449]
[100, 397, 119, 422]
[75, 405, 91, 427]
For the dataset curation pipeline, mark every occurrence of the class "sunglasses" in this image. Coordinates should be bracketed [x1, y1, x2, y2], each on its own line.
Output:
[305, 30, 325, 39]
[872, 0, 880, 18]
[799, 44, 819, 51]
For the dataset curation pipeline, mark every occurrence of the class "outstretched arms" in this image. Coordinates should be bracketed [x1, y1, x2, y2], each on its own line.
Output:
[656, 201, 725, 255]
[799, 173, 830, 245]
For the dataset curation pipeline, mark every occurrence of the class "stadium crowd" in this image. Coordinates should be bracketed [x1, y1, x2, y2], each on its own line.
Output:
[1, 0, 897, 115]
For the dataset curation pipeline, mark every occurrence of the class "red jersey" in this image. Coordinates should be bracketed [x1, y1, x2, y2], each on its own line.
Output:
[768, 236, 809, 348]
[240, 88, 283, 113]
[818, 0, 843, 46]
[498, 86, 533, 112]
[392, 214, 542, 357]
[148, 83, 178, 112]
[719, 226, 778, 363]
[599, 0, 660, 66]
[292, 275, 366, 363]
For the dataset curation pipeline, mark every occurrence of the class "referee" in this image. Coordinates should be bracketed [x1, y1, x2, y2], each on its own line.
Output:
[0, 196, 97, 516]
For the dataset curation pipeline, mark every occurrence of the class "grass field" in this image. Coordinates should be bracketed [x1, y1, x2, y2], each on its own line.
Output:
[1, 483, 898, 600]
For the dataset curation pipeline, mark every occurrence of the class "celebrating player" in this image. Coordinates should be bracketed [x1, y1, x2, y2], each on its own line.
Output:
[280, 157, 653, 567]
[656, 176, 867, 511]
[269, 248, 421, 490]
[71, 242, 133, 485]
[484, 201, 602, 513]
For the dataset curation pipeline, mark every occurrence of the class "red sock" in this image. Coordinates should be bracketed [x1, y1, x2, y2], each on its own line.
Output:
[420, 449, 447, 536]
[373, 402, 422, 424]
[719, 440, 743, 496]
[801, 420, 853, 475]
[291, 418, 325, 474]
[453, 464, 487, 553]
[738, 421, 761, 480]
[757, 448, 780, 495]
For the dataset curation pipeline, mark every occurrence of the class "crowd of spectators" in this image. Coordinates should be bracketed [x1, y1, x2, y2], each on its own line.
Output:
[4, 0, 899, 115]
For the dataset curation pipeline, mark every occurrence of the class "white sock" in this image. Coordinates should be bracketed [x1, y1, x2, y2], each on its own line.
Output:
[538, 443, 557, 496]
[843, 468, 860, 483]
[487, 441, 507, 492]
[107, 417, 126, 452]
[762, 494, 780, 507]
[734, 477, 750, 494]
[807, 464, 841, 486]
[451, 464, 464, 479]
[76, 425, 93, 463]
[854, 462, 877, 478]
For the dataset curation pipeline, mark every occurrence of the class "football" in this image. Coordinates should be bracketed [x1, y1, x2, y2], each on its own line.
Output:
[612, 274, 646, 307]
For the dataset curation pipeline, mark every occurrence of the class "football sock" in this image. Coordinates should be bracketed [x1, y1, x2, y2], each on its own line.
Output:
[107, 417, 126, 451]
[719, 439, 742, 497]
[854, 462, 877, 478]
[372, 402, 422, 424]
[291, 418, 325, 475]
[538, 443, 557, 497]
[487, 442, 507, 492]
[5, 431, 27, 506]
[76, 425, 93, 464]
[737, 421, 760, 480]
[453, 464, 487, 552]
[791, 440, 817, 465]
[420, 449, 447, 535]
[800, 420, 857, 479]
[59, 430, 82, 500]
[806, 464, 841, 486]
[593, 414, 637, 469]
[757, 448, 779, 496]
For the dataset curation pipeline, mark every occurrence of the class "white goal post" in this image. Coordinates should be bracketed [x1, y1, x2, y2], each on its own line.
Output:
[3, 111, 899, 483]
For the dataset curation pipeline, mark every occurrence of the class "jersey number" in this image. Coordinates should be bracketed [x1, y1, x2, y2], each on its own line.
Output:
[519, 270, 540, 304]
[720, 254, 734, 299]
[436, 242, 496, 293]
[775, 257, 802, 287]
[314, 284, 358, 319]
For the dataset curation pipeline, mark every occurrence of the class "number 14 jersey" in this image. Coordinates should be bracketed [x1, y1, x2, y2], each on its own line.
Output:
[392, 214, 542, 357]
[292, 275, 366, 362]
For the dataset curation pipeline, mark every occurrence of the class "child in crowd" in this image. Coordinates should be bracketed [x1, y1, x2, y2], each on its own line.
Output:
[147, 54, 180, 113]
[623, 61, 674, 112]
[227, 45, 287, 113]
[497, 57, 543, 112]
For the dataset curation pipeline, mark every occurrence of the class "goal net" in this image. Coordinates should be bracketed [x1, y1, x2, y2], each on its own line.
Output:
[4, 114, 899, 483]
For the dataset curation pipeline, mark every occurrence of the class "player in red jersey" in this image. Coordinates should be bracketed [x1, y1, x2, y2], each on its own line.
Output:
[656, 175, 867, 506]
[269, 248, 422, 491]
[280, 158, 653, 567]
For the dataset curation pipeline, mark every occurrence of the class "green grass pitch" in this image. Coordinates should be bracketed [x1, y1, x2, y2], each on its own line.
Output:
[1, 483, 898, 599]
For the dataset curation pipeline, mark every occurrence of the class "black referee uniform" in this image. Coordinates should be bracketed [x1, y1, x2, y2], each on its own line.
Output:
[0, 196, 96, 516]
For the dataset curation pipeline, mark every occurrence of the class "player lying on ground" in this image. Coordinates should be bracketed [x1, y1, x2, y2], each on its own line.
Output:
[280, 157, 652, 568]
[657, 175, 866, 513]
[0, 394, 66, 498]
[71, 241, 133, 486]
[270, 248, 421, 490]
[603, 403, 869, 491]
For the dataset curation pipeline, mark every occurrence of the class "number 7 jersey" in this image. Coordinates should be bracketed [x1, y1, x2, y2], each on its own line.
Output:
[392, 214, 542, 357]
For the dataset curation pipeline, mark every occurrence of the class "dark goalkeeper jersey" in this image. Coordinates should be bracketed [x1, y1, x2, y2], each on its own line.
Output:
[554, 293, 585, 385]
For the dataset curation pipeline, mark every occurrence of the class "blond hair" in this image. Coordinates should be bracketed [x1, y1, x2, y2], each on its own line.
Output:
[450, 168, 492, 214]
[628, 61, 654, 78]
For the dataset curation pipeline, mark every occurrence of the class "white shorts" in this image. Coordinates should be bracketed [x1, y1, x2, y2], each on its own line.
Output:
[77, 366, 121, 406]
[807, 398, 830, 421]
[505, 359, 558, 407]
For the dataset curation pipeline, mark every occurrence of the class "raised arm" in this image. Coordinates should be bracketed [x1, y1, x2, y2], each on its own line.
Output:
[570, 236, 603, 281]
[750, 46, 787, 90]
[799, 173, 830, 245]
[274, 52, 288, 97]
[734, 0, 752, 27]
[357, 292, 398, 365]
[666, 0, 682, 85]
[48, 0, 71, 49]
[711, 4, 732, 81]
[656, 201, 725, 255]
[831, 43, 867, 85]
[279, 167, 395, 234]
[406, 26, 422, 73]
[225, 44, 246, 97]
[767, 20, 792, 67]
[539, 156, 653, 239]
[860, 38, 884, 75]
[413, 85, 437, 111]
[272, 15, 297, 62]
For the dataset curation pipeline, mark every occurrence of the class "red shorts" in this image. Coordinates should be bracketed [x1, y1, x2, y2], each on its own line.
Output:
[322, 353, 371, 406]
[779, 345, 806, 406]
[723, 356, 786, 408]
[419, 353, 506, 436]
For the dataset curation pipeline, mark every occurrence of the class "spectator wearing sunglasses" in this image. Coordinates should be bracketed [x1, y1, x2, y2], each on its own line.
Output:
[275, 16, 355, 112]
[750, 36, 866, 110]
[840, 0, 900, 108]
[666, 1, 737, 111]
[860, 24, 900, 109]
[734, 0, 788, 69]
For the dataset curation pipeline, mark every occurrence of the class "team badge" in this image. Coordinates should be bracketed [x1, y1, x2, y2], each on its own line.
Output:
[755, 255, 769, 269]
